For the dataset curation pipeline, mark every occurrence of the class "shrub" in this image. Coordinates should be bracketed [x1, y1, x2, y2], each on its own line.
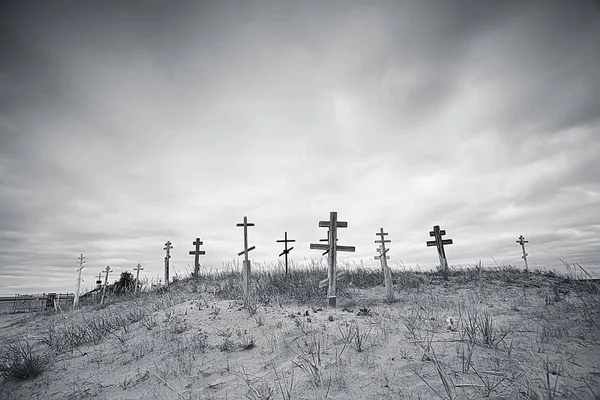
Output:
[0, 340, 50, 381]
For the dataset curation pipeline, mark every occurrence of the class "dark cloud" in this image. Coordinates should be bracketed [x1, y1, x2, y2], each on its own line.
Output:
[1, 0, 599, 294]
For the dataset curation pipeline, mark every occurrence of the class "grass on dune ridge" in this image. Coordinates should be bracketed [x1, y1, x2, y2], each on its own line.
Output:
[1, 259, 599, 399]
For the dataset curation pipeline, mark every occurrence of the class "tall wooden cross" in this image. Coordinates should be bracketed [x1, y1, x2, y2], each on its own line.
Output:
[236, 216, 255, 299]
[163, 241, 173, 288]
[74, 253, 85, 308]
[189, 238, 206, 277]
[100, 265, 112, 306]
[375, 228, 394, 301]
[310, 211, 355, 308]
[426, 225, 453, 280]
[277, 231, 295, 275]
[133, 263, 144, 294]
[516, 235, 529, 270]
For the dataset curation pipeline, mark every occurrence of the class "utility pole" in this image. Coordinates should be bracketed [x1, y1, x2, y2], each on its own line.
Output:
[516, 235, 529, 270]
[163, 241, 173, 288]
[100, 265, 112, 306]
[133, 263, 144, 294]
[73, 253, 85, 308]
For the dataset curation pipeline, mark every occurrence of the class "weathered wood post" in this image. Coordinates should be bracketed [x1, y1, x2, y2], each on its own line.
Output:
[163, 241, 173, 288]
[73, 253, 85, 308]
[189, 238, 206, 291]
[310, 212, 355, 308]
[189, 238, 206, 277]
[516, 235, 529, 270]
[426, 225, 453, 280]
[100, 265, 112, 306]
[96, 272, 102, 289]
[375, 228, 394, 302]
[277, 232, 295, 275]
[236, 216, 255, 300]
[133, 263, 144, 294]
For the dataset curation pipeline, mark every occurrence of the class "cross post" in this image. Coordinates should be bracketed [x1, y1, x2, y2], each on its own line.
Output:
[426, 225, 454, 280]
[236, 216, 255, 299]
[163, 241, 173, 288]
[375, 228, 394, 301]
[133, 263, 144, 294]
[516, 235, 529, 270]
[100, 265, 112, 306]
[73, 253, 85, 308]
[310, 211, 355, 308]
[189, 238, 206, 278]
[277, 231, 295, 275]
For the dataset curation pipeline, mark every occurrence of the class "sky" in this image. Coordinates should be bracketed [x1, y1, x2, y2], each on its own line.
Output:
[1, 0, 599, 296]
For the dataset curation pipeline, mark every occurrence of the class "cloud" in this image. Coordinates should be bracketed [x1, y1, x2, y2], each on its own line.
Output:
[1, 0, 599, 295]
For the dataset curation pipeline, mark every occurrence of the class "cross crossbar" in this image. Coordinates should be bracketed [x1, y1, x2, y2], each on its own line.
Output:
[319, 221, 348, 228]
[430, 229, 446, 237]
[279, 246, 294, 257]
[337, 245, 355, 252]
[238, 245, 256, 257]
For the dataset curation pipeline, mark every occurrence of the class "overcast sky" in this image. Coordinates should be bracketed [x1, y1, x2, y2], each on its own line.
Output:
[1, 1, 599, 296]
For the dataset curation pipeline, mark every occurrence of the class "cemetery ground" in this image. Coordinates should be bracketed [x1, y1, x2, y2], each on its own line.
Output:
[1, 262, 599, 400]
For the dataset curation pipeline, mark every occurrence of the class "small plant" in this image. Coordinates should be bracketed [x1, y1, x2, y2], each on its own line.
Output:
[338, 324, 356, 343]
[354, 326, 372, 352]
[209, 305, 221, 318]
[402, 308, 425, 339]
[218, 338, 235, 352]
[0, 340, 50, 381]
[479, 312, 508, 348]
[456, 342, 474, 373]
[216, 327, 234, 338]
[239, 335, 256, 350]
[254, 314, 265, 327]
[140, 314, 156, 330]
[357, 306, 372, 317]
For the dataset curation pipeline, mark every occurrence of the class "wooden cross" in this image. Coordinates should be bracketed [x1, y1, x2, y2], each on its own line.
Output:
[516, 235, 529, 270]
[277, 231, 295, 275]
[100, 265, 112, 306]
[375, 227, 394, 301]
[236, 216, 255, 299]
[163, 241, 173, 287]
[189, 238, 206, 277]
[310, 211, 355, 308]
[426, 225, 453, 280]
[74, 253, 85, 308]
[96, 271, 102, 287]
[133, 263, 144, 294]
